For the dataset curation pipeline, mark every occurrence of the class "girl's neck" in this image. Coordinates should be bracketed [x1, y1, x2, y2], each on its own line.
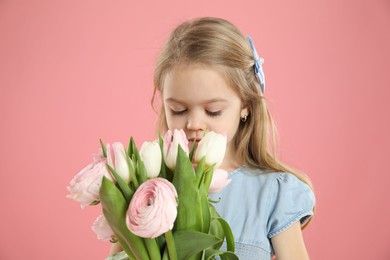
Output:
[220, 147, 241, 172]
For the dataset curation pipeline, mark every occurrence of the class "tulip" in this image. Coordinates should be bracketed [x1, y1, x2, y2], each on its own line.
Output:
[208, 169, 231, 194]
[126, 178, 178, 238]
[92, 214, 116, 242]
[107, 142, 131, 184]
[66, 154, 113, 209]
[163, 129, 189, 171]
[139, 140, 162, 178]
[194, 131, 227, 168]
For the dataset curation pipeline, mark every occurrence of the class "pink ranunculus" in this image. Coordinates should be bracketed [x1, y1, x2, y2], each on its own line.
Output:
[92, 214, 115, 242]
[126, 178, 178, 238]
[163, 129, 189, 171]
[67, 153, 113, 209]
[208, 169, 231, 194]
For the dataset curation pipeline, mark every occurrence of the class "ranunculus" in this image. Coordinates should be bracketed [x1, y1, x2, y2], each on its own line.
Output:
[208, 169, 231, 194]
[92, 214, 116, 242]
[126, 178, 178, 238]
[194, 131, 227, 168]
[107, 142, 131, 184]
[139, 140, 161, 178]
[163, 129, 189, 171]
[67, 153, 113, 209]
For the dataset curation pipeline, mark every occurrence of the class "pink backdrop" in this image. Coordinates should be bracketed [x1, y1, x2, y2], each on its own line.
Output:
[1, 0, 389, 259]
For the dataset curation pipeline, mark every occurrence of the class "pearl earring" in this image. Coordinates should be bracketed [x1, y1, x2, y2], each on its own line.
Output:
[241, 115, 248, 122]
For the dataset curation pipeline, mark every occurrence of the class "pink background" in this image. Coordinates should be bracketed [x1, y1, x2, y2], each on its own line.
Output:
[1, 0, 389, 259]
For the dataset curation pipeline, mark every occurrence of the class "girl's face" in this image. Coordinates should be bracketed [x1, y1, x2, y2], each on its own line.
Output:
[162, 63, 248, 170]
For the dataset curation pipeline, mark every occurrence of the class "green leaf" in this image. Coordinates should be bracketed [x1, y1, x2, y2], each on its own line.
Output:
[172, 146, 204, 232]
[217, 218, 235, 252]
[127, 137, 134, 158]
[158, 133, 174, 181]
[208, 205, 224, 249]
[158, 133, 167, 179]
[99, 139, 107, 158]
[99, 177, 150, 260]
[204, 249, 239, 260]
[199, 184, 211, 233]
[137, 160, 148, 184]
[173, 230, 222, 260]
[195, 157, 206, 186]
[188, 139, 197, 161]
[106, 164, 133, 203]
[203, 165, 215, 192]
[129, 138, 148, 184]
[125, 149, 139, 189]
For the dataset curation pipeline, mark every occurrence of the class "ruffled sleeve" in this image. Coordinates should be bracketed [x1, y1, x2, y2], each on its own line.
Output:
[267, 173, 315, 238]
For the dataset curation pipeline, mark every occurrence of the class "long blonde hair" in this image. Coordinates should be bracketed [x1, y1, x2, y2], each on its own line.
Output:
[152, 17, 314, 227]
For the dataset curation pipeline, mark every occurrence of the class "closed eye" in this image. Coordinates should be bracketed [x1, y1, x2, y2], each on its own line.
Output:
[170, 109, 187, 116]
[206, 110, 222, 117]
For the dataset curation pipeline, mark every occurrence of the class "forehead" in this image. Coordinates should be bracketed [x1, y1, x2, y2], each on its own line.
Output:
[162, 63, 240, 104]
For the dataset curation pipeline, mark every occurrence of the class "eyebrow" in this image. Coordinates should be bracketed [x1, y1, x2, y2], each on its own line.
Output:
[165, 97, 228, 105]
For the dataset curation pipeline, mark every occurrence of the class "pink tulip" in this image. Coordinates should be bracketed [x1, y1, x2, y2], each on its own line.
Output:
[107, 142, 131, 184]
[92, 214, 115, 242]
[208, 169, 231, 194]
[67, 153, 113, 209]
[163, 129, 189, 171]
[126, 178, 178, 238]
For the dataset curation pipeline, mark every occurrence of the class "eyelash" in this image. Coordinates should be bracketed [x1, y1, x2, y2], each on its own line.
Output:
[170, 109, 222, 117]
[171, 109, 187, 116]
[206, 110, 222, 117]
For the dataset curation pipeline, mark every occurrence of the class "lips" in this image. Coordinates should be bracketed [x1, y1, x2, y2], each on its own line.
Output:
[187, 138, 201, 150]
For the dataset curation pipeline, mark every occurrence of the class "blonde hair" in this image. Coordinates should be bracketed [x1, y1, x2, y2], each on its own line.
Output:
[152, 17, 314, 227]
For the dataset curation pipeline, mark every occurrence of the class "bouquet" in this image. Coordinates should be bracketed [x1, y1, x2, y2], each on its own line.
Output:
[67, 129, 238, 260]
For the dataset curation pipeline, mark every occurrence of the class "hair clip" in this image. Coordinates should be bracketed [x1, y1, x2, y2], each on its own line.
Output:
[247, 36, 265, 95]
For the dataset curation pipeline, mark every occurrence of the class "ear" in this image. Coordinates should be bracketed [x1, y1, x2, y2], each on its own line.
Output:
[240, 105, 249, 118]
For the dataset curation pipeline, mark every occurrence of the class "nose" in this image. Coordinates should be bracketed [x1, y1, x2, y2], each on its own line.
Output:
[186, 111, 206, 131]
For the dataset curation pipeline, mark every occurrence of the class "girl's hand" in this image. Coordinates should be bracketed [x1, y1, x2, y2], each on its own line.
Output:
[271, 221, 310, 260]
[109, 243, 123, 255]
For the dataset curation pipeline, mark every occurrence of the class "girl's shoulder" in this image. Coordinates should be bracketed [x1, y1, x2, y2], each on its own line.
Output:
[210, 167, 315, 254]
[230, 166, 308, 189]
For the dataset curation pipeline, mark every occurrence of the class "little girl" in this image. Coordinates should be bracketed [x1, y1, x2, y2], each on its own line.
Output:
[111, 17, 315, 260]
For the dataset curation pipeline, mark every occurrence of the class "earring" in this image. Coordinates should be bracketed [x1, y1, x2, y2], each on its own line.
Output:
[241, 115, 248, 122]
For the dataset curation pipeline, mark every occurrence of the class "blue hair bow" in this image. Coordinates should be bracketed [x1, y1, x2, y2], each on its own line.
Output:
[247, 36, 265, 95]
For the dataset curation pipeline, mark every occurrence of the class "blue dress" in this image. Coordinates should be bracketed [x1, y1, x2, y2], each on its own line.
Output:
[208, 167, 315, 259]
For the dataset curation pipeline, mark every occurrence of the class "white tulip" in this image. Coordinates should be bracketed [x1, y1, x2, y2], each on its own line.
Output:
[194, 131, 227, 168]
[140, 141, 162, 178]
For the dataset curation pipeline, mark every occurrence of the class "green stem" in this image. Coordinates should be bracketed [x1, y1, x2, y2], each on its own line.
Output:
[165, 230, 177, 260]
[145, 238, 161, 260]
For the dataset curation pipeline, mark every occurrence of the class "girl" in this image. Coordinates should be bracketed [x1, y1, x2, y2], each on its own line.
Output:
[111, 17, 315, 260]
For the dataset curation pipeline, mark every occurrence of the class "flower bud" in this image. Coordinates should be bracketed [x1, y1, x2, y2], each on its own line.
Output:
[163, 129, 189, 171]
[194, 131, 227, 168]
[209, 169, 231, 194]
[107, 142, 131, 183]
[92, 214, 116, 242]
[140, 140, 162, 178]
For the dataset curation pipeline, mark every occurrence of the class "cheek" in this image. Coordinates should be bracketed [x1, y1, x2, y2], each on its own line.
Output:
[165, 115, 183, 130]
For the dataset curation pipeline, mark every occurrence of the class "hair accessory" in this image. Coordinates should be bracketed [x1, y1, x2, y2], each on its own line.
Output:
[247, 36, 265, 94]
